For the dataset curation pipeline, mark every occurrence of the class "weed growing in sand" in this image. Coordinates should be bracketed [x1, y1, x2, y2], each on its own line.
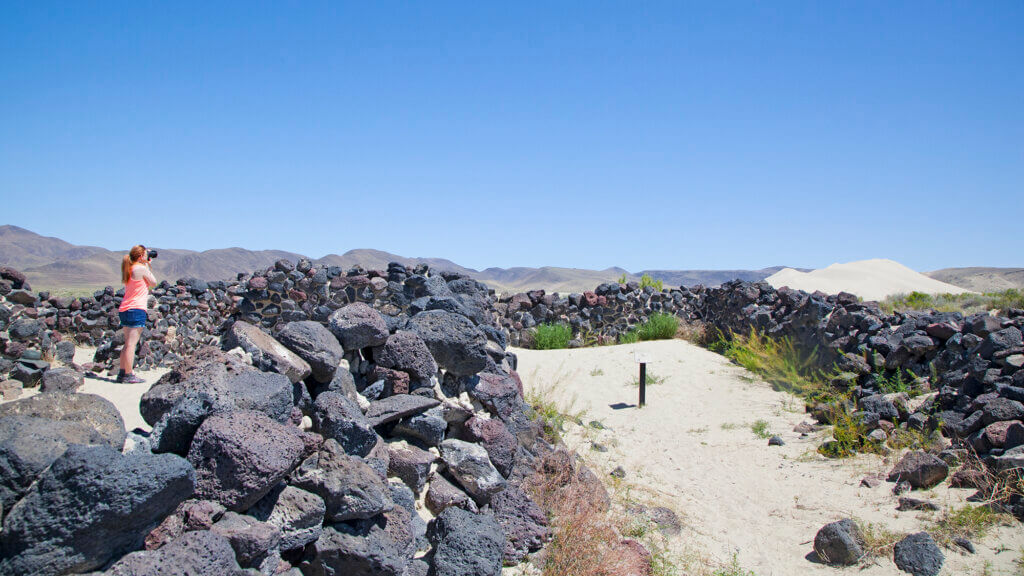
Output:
[533, 323, 572, 350]
[590, 368, 604, 377]
[929, 505, 1013, 548]
[750, 419, 772, 439]
[629, 371, 666, 386]
[720, 422, 740, 431]
[619, 330, 640, 344]
[524, 376, 584, 443]
[710, 553, 756, 576]
[854, 520, 905, 561]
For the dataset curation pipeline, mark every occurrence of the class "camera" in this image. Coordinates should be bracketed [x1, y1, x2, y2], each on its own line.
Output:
[147, 249, 158, 260]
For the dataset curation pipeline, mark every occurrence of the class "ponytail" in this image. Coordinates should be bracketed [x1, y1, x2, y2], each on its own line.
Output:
[121, 254, 132, 285]
[122, 245, 147, 285]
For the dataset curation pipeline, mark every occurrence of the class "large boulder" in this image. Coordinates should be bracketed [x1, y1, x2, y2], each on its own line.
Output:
[276, 320, 344, 383]
[462, 416, 517, 478]
[813, 518, 863, 565]
[0, 392, 125, 450]
[104, 530, 243, 576]
[210, 511, 282, 573]
[371, 330, 438, 382]
[439, 439, 506, 504]
[0, 414, 108, 518]
[981, 397, 1024, 426]
[187, 410, 305, 512]
[366, 394, 440, 427]
[328, 303, 389, 352]
[388, 442, 438, 495]
[312, 391, 378, 457]
[464, 372, 524, 420]
[147, 365, 294, 456]
[392, 406, 447, 447]
[248, 484, 326, 551]
[0, 445, 195, 576]
[893, 532, 944, 576]
[39, 366, 84, 393]
[429, 507, 505, 576]
[408, 310, 488, 376]
[291, 438, 393, 522]
[887, 451, 949, 490]
[425, 471, 478, 516]
[222, 321, 311, 383]
[310, 508, 414, 576]
[489, 485, 548, 565]
[978, 327, 1023, 359]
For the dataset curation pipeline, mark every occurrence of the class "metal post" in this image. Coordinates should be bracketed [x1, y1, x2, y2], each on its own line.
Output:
[639, 362, 646, 407]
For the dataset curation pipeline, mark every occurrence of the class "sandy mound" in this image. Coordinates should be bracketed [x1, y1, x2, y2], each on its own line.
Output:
[766, 259, 973, 301]
[514, 340, 1020, 575]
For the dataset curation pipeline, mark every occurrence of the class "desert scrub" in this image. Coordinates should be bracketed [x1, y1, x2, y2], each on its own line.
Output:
[874, 368, 921, 396]
[533, 323, 572, 350]
[711, 328, 832, 400]
[524, 378, 583, 443]
[855, 520, 905, 561]
[880, 289, 1024, 315]
[750, 419, 771, 439]
[640, 273, 664, 292]
[525, 453, 646, 576]
[637, 313, 679, 341]
[619, 330, 640, 344]
[929, 505, 1013, 547]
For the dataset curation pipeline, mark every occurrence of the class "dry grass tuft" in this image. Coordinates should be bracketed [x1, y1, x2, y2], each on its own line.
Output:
[525, 452, 642, 576]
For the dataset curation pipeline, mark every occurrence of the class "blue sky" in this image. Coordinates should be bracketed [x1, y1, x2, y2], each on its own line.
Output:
[1, 2, 1021, 272]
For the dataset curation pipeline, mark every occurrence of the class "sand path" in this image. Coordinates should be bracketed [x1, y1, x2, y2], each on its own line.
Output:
[1, 346, 167, 432]
[514, 340, 1022, 576]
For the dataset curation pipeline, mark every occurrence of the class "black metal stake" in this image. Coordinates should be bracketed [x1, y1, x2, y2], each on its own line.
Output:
[639, 362, 646, 407]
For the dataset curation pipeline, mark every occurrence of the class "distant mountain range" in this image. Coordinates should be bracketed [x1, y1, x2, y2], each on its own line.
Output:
[2, 224, 1018, 295]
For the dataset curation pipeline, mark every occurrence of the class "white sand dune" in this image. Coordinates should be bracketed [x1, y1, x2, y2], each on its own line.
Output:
[515, 340, 1021, 576]
[766, 259, 973, 302]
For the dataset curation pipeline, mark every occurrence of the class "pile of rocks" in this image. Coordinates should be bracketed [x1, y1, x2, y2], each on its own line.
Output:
[0, 269, 556, 575]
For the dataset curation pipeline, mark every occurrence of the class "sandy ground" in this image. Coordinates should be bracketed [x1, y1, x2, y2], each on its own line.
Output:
[766, 259, 974, 301]
[1, 346, 167, 432]
[515, 340, 1023, 576]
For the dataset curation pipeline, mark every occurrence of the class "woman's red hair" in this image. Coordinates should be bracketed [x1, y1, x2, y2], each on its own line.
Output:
[121, 245, 147, 285]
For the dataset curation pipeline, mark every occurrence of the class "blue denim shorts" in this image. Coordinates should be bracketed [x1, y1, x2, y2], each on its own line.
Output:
[119, 309, 147, 328]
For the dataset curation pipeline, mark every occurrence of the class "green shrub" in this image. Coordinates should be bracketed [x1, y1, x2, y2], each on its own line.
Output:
[637, 313, 678, 341]
[712, 328, 832, 400]
[619, 330, 640, 344]
[639, 273, 663, 292]
[750, 419, 771, 439]
[533, 323, 572, 350]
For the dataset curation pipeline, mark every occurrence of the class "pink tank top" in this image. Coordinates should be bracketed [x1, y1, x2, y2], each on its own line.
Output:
[119, 264, 150, 312]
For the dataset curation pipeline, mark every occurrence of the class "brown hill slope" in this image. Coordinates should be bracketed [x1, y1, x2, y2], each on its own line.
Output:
[926, 268, 1024, 293]
[2, 224, 804, 295]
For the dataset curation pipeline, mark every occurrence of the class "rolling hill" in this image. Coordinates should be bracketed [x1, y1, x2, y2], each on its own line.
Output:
[0, 224, 859, 295]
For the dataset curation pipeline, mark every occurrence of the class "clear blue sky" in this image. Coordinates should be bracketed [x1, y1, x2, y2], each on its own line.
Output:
[2, 2, 1021, 272]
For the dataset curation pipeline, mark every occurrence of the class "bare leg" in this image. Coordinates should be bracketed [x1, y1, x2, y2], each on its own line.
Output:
[119, 327, 143, 374]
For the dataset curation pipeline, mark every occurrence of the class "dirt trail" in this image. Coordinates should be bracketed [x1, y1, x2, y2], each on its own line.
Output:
[514, 340, 1023, 576]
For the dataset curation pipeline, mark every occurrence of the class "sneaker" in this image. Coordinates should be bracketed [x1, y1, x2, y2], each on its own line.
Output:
[121, 373, 144, 384]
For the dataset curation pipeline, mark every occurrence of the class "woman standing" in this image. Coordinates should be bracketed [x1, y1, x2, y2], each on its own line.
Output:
[117, 245, 157, 383]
